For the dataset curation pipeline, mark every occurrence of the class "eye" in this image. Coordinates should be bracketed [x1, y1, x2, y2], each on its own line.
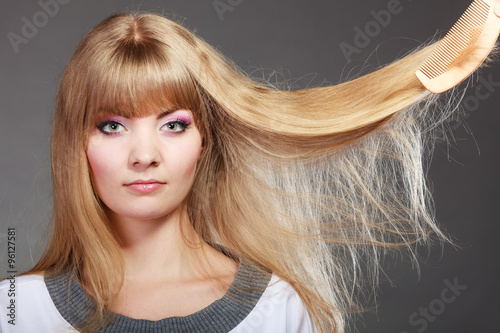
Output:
[96, 120, 125, 135]
[161, 119, 190, 134]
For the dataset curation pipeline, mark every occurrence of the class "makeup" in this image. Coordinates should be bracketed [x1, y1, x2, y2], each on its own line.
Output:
[124, 179, 166, 194]
[161, 112, 192, 134]
[96, 117, 127, 136]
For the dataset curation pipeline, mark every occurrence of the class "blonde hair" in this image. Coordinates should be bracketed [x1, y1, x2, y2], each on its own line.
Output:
[27, 11, 493, 332]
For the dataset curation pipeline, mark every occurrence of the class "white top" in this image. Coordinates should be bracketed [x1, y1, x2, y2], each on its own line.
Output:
[0, 273, 316, 332]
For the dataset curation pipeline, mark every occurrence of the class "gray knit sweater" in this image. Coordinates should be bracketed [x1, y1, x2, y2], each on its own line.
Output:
[44, 259, 271, 332]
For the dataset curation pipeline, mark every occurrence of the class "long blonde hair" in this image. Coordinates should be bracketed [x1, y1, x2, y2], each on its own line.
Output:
[28, 11, 493, 332]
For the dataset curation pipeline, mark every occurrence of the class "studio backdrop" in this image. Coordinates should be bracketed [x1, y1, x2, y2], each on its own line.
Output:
[1, 1, 499, 332]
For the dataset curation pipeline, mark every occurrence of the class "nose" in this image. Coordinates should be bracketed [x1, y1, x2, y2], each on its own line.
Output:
[128, 130, 161, 169]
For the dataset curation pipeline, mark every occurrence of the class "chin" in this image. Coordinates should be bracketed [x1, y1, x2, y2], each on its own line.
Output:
[128, 210, 175, 221]
[108, 205, 179, 222]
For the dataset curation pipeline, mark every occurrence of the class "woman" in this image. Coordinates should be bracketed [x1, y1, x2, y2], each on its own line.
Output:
[1, 4, 499, 332]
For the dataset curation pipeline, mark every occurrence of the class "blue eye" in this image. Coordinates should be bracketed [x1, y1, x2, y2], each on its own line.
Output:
[161, 120, 190, 133]
[96, 120, 125, 135]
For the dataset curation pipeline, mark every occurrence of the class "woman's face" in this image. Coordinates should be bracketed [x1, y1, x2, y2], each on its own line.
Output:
[86, 109, 203, 222]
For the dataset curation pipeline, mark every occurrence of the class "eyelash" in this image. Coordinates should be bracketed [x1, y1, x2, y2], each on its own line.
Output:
[161, 119, 190, 133]
[96, 119, 191, 135]
[96, 120, 124, 135]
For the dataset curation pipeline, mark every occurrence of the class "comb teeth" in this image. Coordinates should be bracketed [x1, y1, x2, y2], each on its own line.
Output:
[419, 0, 489, 79]
[415, 0, 500, 93]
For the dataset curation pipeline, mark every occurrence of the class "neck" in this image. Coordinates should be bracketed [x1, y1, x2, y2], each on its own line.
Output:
[109, 207, 206, 284]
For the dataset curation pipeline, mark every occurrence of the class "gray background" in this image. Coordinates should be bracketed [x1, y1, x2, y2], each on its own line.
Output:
[1, 0, 499, 332]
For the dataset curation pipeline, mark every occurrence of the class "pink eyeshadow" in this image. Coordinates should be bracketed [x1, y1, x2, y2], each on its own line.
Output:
[166, 111, 192, 124]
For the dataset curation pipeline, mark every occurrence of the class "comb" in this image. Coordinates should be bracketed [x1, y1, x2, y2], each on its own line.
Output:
[415, 0, 500, 94]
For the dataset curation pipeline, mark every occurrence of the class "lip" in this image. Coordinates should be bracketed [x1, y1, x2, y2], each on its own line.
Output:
[124, 179, 166, 193]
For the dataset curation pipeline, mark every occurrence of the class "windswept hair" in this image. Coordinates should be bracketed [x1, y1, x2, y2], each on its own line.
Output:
[27, 11, 494, 332]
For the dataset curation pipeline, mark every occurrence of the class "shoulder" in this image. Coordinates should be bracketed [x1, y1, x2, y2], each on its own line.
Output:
[231, 275, 317, 333]
[0, 273, 74, 332]
[0, 272, 44, 290]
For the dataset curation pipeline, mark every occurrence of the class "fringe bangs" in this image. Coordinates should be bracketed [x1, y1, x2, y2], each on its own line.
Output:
[75, 17, 204, 132]
[85, 48, 201, 117]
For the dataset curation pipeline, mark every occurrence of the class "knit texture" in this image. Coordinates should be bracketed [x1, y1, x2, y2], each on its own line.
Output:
[44, 259, 271, 332]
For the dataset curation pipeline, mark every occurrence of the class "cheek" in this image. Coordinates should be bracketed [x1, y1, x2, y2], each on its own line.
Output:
[87, 145, 104, 179]
[172, 139, 203, 181]
[86, 140, 120, 191]
[183, 146, 202, 177]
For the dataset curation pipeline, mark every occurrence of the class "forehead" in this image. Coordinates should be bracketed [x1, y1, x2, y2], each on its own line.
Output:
[94, 107, 195, 120]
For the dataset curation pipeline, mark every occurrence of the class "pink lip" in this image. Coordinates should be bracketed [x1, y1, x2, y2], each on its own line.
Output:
[124, 179, 166, 193]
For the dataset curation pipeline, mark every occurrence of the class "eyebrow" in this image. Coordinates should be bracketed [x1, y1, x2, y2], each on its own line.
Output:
[156, 107, 182, 119]
[97, 107, 183, 120]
